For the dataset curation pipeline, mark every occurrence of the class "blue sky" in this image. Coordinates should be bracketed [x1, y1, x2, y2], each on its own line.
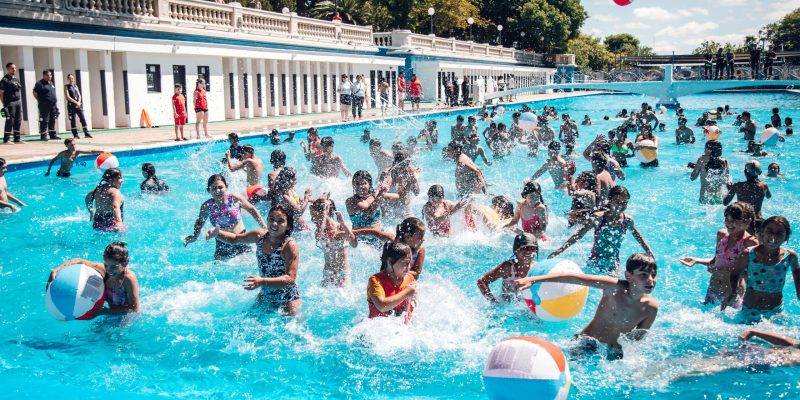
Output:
[581, 0, 800, 54]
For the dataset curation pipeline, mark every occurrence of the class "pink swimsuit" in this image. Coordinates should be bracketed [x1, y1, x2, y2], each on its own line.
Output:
[710, 233, 749, 273]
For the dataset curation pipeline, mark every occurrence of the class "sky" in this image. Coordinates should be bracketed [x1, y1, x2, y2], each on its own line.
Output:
[581, 0, 800, 54]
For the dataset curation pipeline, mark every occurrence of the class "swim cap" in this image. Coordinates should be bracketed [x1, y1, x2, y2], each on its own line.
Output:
[513, 233, 537, 252]
[745, 160, 762, 176]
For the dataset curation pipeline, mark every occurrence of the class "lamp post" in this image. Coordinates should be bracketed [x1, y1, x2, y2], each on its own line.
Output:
[519, 31, 525, 50]
[467, 17, 474, 41]
[281, 7, 289, 14]
[428, 7, 435, 36]
[497, 24, 503, 46]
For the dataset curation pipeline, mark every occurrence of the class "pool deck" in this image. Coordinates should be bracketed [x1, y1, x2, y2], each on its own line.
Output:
[0, 91, 601, 165]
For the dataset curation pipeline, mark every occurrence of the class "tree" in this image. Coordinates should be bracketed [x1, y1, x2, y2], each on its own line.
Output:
[408, 0, 481, 37]
[310, 0, 368, 24]
[567, 33, 612, 72]
[691, 40, 721, 55]
[517, 0, 571, 52]
[767, 7, 800, 51]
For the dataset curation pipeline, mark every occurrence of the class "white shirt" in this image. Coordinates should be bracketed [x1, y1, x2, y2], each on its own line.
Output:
[352, 81, 367, 98]
[337, 81, 352, 95]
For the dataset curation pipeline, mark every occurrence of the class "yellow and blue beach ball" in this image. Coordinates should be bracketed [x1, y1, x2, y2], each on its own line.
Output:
[522, 258, 588, 322]
[518, 112, 538, 132]
[45, 264, 105, 321]
[634, 140, 658, 163]
[483, 336, 571, 400]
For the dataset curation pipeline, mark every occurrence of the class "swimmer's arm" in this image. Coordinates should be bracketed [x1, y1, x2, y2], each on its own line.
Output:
[764, 183, 772, 199]
[789, 252, 800, 301]
[184, 202, 211, 245]
[531, 163, 547, 180]
[502, 202, 523, 229]
[478, 147, 492, 166]
[722, 184, 737, 205]
[477, 262, 510, 303]
[548, 222, 594, 259]
[336, 156, 352, 177]
[690, 157, 703, 181]
[232, 193, 267, 229]
[76, 149, 104, 156]
[333, 211, 357, 248]
[0, 199, 18, 211]
[411, 247, 426, 277]
[352, 228, 394, 242]
[47, 258, 104, 287]
[226, 155, 245, 172]
[45, 151, 64, 175]
[213, 228, 263, 244]
[629, 218, 654, 258]
[515, 272, 618, 292]
[369, 276, 416, 312]
[111, 190, 124, 225]
[740, 329, 800, 347]
[723, 249, 751, 310]
[536, 204, 548, 232]
[84, 189, 96, 219]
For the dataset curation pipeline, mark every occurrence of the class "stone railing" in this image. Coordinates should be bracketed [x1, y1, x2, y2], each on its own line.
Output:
[0, 0, 374, 47]
[555, 54, 576, 66]
[374, 30, 558, 67]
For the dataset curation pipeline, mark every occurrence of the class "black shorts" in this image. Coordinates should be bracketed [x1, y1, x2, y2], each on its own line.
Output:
[410, 96, 421, 104]
[340, 94, 351, 105]
[195, 108, 208, 113]
[56, 170, 71, 178]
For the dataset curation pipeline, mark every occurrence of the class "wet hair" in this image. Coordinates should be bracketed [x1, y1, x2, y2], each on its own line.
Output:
[268, 204, 296, 236]
[521, 181, 544, 204]
[447, 141, 463, 156]
[742, 111, 751, 119]
[497, 122, 507, 131]
[96, 168, 123, 191]
[761, 216, 791, 240]
[352, 170, 374, 193]
[772, 107, 779, 114]
[242, 144, 255, 155]
[310, 197, 337, 218]
[427, 184, 444, 198]
[547, 141, 561, 152]
[705, 140, 722, 158]
[270, 149, 286, 167]
[591, 151, 607, 168]
[141, 163, 157, 179]
[489, 122, 497, 129]
[512, 233, 538, 254]
[491, 196, 514, 219]
[320, 136, 334, 147]
[273, 167, 297, 193]
[468, 116, 476, 122]
[512, 112, 521, 119]
[768, 162, 780, 173]
[64, 138, 75, 146]
[380, 241, 412, 273]
[457, 115, 465, 121]
[228, 132, 239, 140]
[608, 185, 630, 201]
[206, 173, 228, 190]
[307, 127, 319, 139]
[369, 138, 382, 147]
[395, 217, 426, 243]
[575, 171, 597, 192]
[724, 201, 755, 223]
[104, 241, 130, 264]
[787, 128, 794, 135]
[678, 117, 687, 125]
[625, 252, 657, 274]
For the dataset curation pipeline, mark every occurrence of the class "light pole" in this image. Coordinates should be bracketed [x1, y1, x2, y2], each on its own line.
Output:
[281, 7, 289, 14]
[428, 7, 435, 36]
[519, 31, 525, 50]
[467, 17, 474, 41]
[497, 24, 503, 46]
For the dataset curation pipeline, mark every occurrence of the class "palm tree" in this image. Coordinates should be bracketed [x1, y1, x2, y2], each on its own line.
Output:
[310, 0, 367, 25]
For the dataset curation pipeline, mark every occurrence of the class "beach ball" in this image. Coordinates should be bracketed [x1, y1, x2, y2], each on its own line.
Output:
[497, 106, 506, 115]
[46, 264, 105, 321]
[518, 112, 538, 132]
[613, 0, 634, 5]
[95, 152, 119, 171]
[659, 105, 667, 114]
[704, 125, 721, 140]
[246, 184, 268, 201]
[635, 140, 658, 163]
[483, 336, 571, 400]
[761, 127, 779, 146]
[522, 258, 588, 322]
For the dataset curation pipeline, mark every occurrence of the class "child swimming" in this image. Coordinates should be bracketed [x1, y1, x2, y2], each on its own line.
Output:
[346, 170, 388, 247]
[369, 139, 394, 173]
[689, 140, 729, 204]
[311, 136, 351, 178]
[723, 160, 771, 230]
[226, 144, 263, 187]
[367, 241, 417, 321]
[269, 167, 312, 230]
[48, 241, 140, 317]
[724, 216, 799, 323]
[267, 150, 286, 192]
[139, 163, 170, 193]
[444, 141, 487, 198]
[549, 186, 653, 275]
[422, 184, 468, 237]
[475, 195, 515, 230]
[531, 141, 569, 189]
[44, 138, 103, 177]
[355, 217, 427, 277]
[85, 168, 125, 232]
[514, 252, 658, 359]
[310, 195, 357, 287]
[0, 158, 26, 212]
[477, 233, 538, 303]
[680, 202, 758, 308]
[568, 171, 597, 227]
[505, 181, 548, 241]
[207, 205, 302, 315]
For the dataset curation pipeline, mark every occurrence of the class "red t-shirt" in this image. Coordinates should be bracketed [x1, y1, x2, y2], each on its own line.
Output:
[397, 76, 406, 93]
[408, 80, 422, 96]
[172, 94, 186, 115]
[367, 271, 415, 319]
[194, 88, 208, 109]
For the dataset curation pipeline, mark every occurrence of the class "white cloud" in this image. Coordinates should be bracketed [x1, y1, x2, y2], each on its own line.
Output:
[718, 0, 747, 5]
[765, 0, 800, 20]
[620, 22, 650, 30]
[633, 7, 677, 20]
[591, 14, 619, 23]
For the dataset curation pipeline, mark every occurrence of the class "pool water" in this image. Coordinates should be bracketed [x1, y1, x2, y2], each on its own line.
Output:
[1, 92, 799, 399]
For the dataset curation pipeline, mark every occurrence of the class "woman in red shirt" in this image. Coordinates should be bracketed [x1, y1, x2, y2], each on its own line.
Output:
[367, 241, 417, 321]
[193, 79, 210, 139]
[408, 74, 422, 112]
[397, 69, 406, 110]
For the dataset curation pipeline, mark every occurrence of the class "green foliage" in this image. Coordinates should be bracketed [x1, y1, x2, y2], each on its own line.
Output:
[691, 40, 722, 55]
[408, 0, 481, 37]
[310, 0, 368, 25]
[567, 33, 612, 72]
[767, 8, 800, 51]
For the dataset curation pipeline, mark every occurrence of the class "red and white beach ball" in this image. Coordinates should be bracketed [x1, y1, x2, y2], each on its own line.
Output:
[613, 0, 634, 6]
[483, 336, 572, 400]
[95, 152, 119, 171]
[45, 264, 105, 321]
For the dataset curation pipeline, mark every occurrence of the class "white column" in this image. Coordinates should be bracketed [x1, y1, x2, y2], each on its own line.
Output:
[281, 60, 291, 115]
[47, 48, 67, 133]
[257, 59, 267, 117]
[269, 59, 280, 116]
[226, 57, 240, 120]
[100, 51, 116, 129]
[324, 62, 333, 112]
[241, 58, 253, 119]
[314, 61, 322, 113]
[293, 61, 302, 115]
[304, 61, 313, 114]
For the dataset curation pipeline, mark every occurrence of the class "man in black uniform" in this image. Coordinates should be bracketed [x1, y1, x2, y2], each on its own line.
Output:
[764, 46, 776, 79]
[0, 62, 23, 144]
[725, 48, 735, 80]
[32, 69, 60, 141]
[749, 46, 760, 80]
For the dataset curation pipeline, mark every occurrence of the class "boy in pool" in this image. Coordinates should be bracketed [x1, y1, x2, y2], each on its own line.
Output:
[0, 158, 26, 212]
[477, 233, 538, 304]
[514, 252, 658, 359]
[44, 138, 103, 177]
[766, 162, 782, 178]
[531, 141, 569, 189]
[675, 118, 695, 144]
[724, 160, 771, 231]
[311, 136, 352, 178]
[226, 144, 263, 187]
[226, 132, 245, 161]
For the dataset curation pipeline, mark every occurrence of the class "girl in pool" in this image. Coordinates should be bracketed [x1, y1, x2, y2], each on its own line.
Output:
[367, 241, 417, 321]
[635, 125, 659, 168]
[310, 195, 357, 287]
[47, 242, 139, 317]
[418, 120, 439, 146]
[549, 186, 653, 275]
[300, 127, 322, 162]
[268, 167, 312, 230]
[0, 157, 26, 212]
[422, 185, 468, 237]
[382, 154, 420, 220]
[723, 216, 799, 323]
[184, 174, 267, 260]
[207, 205, 302, 315]
[444, 141, 487, 198]
[568, 171, 597, 227]
[690, 140, 729, 204]
[266, 150, 285, 191]
[504, 181, 548, 241]
[346, 170, 388, 248]
[477, 233, 538, 304]
[85, 168, 126, 232]
[140, 163, 170, 193]
[680, 202, 758, 308]
[355, 217, 427, 278]
[476, 195, 515, 230]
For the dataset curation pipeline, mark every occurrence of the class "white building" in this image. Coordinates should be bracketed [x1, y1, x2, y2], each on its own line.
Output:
[0, 0, 560, 135]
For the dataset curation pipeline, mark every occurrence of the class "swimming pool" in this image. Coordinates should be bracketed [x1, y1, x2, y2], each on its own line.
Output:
[1, 92, 799, 399]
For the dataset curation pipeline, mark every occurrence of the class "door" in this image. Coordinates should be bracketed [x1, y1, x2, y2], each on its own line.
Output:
[172, 65, 187, 122]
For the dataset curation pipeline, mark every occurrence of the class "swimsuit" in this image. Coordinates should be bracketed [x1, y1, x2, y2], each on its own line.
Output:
[256, 235, 300, 308]
[367, 272, 415, 319]
[350, 203, 382, 247]
[316, 236, 349, 286]
[205, 195, 251, 259]
[426, 203, 451, 237]
[56, 170, 71, 178]
[500, 259, 526, 303]
[711, 234, 749, 273]
[588, 213, 629, 274]
[91, 189, 124, 231]
[736, 249, 793, 322]
[520, 205, 548, 241]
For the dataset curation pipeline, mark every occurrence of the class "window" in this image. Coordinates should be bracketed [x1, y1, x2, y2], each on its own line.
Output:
[292, 74, 298, 106]
[99, 70, 108, 116]
[313, 74, 318, 104]
[303, 74, 308, 105]
[146, 64, 161, 93]
[323, 75, 328, 103]
[270, 74, 275, 107]
[243, 73, 249, 109]
[197, 66, 210, 91]
[228, 73, 234, 109]
[257, 73, 262, 108]
[281, 74, 287, 106]
[122, 71, 130, 115]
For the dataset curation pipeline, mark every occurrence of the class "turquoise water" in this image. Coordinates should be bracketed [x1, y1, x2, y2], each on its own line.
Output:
[1, 92, 799, 399]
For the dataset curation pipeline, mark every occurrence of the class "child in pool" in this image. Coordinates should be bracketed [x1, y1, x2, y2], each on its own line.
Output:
[355, 217, 427, 277]
[582, 115, 592, 126]
[360, 128, 371, 143]
[444, 141, 487, 198]
[723, 160, 771, 230]
[300, 127, 322, 162]
[690, 140, 730, 204]
[207, 205, 302, 315]
[477, 233, 538, 304]
[47, 242, 139, 317]
[367, 241, 417, 321]
[724, 216, 799, 323]
[675, 117, 695, 144]
[346, 170, 388, 247]
[680, 202, 758, 308]
[464, 132, 492, 166]
[311, 136, 351, 178]
[85, 168, 125, 232]
[139, 163, 170, 193]
[422, 185, 469, 237]
[267, 150, 285, 192]
[476, 195, 515, 230]
[382, 153, 420, 220]
[568, 171, 597, 227]
[514, 252, 659, 359]
[226, 144, 263, 187]
[184, 174, 267, 260]
[268, 167, 312, 231]
[531, 141, 569, 189]
[549, 186, 653, 275]
[310, 195, 357, 287]
[418, 120, 439, 146]
[504, 181, 548, 241]
[766, 162, 782, 179]
[369, 139, 394, 173]
[0, 158, 26, 212]
[226, 132, 245, 161]
[44, 138, 103, 177]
